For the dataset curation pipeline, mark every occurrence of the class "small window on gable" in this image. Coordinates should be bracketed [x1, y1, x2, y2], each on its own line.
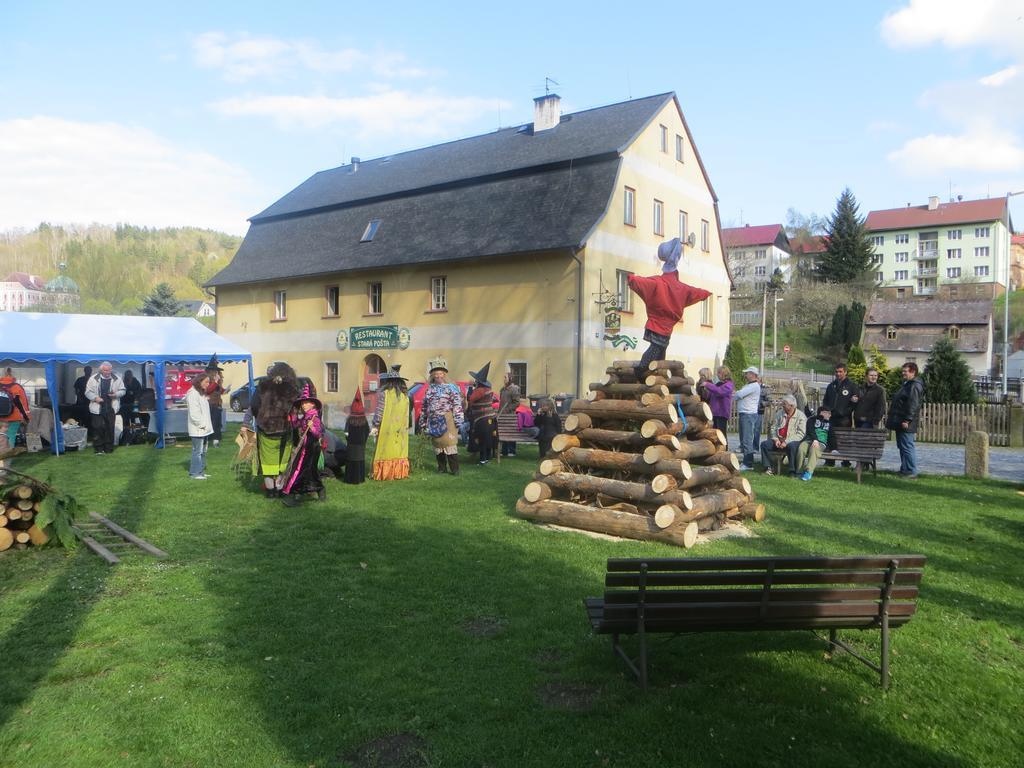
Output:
[886, 325, 898, 341]
[361, 219, 382, 242]
[659, 124, 667, 152]
[948, 325, 960, 340]
[675, 134, 684, 162]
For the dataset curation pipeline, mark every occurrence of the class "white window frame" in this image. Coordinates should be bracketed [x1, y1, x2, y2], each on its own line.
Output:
[700, 295, 713, 327]
[616, 269, 633, 313]
[975, 265, 990, 277]
[624, 187, 636, 226]
[507, 361, 528, 393]
[946, 267, 961, 278]
[754, 265, 767, 277]
[324, 285, 340, 317]
[895, 252, 910, 263]
[876, 271, 884, 283]
[675, 134, 684, 162]
[701, 219, 710, 252]
[367, 282, 382, 315]
[947, 229, 962, 240]
[895, 270, 909, 280]
[872, 235, 884, 247]
[975, 227, 990, 238]
[273, 289, 287, 321]
[659, 124, 668, 152]
[947, 248, 962, 259]
[430, 275, 447, 311]
[895, 233, 910, 244]
[325, 361, 339, 393]
[678, 210, 688, 241]
[975, 247, 990, 258]
[653, 199, 664, 236]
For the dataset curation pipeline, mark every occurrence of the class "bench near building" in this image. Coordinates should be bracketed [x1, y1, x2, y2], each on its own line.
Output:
[207, 92, 732, 421]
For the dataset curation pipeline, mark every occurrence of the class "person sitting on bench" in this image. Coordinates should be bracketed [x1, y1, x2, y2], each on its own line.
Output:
[759, 394, 806, 476]
[797, 407, 832, 481]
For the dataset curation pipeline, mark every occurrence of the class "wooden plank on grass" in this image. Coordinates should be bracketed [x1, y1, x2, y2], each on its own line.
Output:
[89, 512, 168, 558]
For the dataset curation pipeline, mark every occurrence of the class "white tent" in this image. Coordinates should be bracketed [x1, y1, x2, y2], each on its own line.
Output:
[0, 313, 253, 452]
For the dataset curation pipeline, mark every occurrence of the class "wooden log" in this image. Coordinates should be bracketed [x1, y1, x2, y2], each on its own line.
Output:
[723, 506, 742, 519]
[16, 499, 33, 512]
[12, 530, 30, 545]
[654, 434, 681, 451]
[6, 508, 22, 521]
[654, 505, 677, 528]
[718, 476, 752, 495]
[605, 368, 639, 384]
[650, 474, 678, 493]
[562, 413, 592, 432]
[697, 451, 741, 470]
[740, 502, 766, 522]
[693, 429, 726, 446]
[611, 360, 641, 370]
[551, 434, 581, 452]
[558, 427, 657, 451]
[524, 481, 554, 502]
[557, 447, 693, 482]
[688, 489, 749, 518]
[27, 524, 49, 546]
[514, 497, 699, 548]
[697, 515, 722, 532]
[540, 472, 694, 511]
[591, 382, 669, 398]
[570, 399, 677, 425]
[32, 501, 41, 513]
[20, 511, 33, 523]
[644, 374, 694, 392]
[648, 360, 686, 373]
[539, 459, 565, 476]
[0, 513, 7, 527]
[11, 485, 33, 500]
[678, 464, 733, 491]
[0, 527, 12, 552]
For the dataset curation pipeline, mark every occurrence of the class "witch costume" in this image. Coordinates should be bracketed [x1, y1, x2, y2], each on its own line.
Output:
[466, 361, 498, 465]
[344, 389, 369, 484]
[417, 356, 464, 475]
[250, 362, 299, 497]
[281, 384, 326, 506]
[371, 365, 410, 480]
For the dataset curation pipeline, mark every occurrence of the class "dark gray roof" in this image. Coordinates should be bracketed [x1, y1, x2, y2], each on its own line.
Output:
[863, 330, 989, 353]
[208, 159, 619, 286]
[251, 93, 673, 222]
[209, 93, 680, 287]
[865, 299, 991, 326]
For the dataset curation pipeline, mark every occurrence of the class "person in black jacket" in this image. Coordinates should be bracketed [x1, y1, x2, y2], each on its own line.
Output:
[822, 363, 861, 466]
[886, 362, 924, 479]
[533, 398, 562, 458]
[854, 368, 887, 428]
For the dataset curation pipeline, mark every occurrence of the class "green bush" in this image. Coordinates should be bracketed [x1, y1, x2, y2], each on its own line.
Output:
[724, 339, 747, 375]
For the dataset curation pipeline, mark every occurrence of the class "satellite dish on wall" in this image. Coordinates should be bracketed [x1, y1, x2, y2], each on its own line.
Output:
[685, 232, 696, 248]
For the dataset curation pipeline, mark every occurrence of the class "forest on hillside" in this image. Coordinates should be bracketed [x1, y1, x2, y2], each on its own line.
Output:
[0, 223, 242, 314]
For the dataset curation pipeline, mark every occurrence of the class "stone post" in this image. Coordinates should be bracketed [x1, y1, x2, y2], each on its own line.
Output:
[964, 430, 989, 479]
[1009, 404, 1024, 449]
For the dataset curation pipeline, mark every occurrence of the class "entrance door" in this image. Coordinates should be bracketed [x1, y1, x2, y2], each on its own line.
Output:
[362, 354, 387, 416]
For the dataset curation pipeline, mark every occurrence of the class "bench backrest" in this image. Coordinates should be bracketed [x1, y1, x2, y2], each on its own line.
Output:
[599, 555, 925, 632]
[832, 428, 886, 457]
[497, 413, 535, 441]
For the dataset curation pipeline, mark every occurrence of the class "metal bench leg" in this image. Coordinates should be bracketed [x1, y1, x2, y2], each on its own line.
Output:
[880, 612, 890, 690]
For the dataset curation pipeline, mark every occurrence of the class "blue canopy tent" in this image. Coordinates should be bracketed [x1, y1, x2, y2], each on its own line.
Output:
[0, 312, 253, 452]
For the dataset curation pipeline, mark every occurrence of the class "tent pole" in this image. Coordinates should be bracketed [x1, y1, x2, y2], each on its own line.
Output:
[44, 360, 65, 455]
[154, 364, 166, 449]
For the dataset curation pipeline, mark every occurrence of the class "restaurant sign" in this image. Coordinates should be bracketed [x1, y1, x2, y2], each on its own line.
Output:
[339, 325, 411, 350]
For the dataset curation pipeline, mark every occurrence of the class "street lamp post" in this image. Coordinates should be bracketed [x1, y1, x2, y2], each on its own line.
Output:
[1003, 190, 1024, 396]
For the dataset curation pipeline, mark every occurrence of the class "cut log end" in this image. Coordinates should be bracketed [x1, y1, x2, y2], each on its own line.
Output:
[682, 521, 699, 548]
[551, 434, 580, 453]
[524, 481, 553, 503]
[654, 504, 679, 529]
[643, 444, 672, 465]
[650, 474, 678, 494]
[539, 459, 565, 476]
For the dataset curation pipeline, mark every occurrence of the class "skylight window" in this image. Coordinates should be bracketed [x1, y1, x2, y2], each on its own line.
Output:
[361, 219, 381, 242]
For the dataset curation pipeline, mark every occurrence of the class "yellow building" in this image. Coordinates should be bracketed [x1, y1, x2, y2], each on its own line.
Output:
[209, 93, 731, 422]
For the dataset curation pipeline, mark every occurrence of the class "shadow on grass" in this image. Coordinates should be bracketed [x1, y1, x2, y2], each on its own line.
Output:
[207, 489, 966, 768]
[0, 447, 159, 732]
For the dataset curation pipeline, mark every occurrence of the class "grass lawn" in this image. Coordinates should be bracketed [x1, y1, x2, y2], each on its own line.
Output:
[731, 326, 836, 374]
[1, 431, 1022, 767]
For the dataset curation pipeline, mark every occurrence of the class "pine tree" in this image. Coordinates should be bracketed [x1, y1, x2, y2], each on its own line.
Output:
[141, 282, 183, 316]
[828, 305, 849, 347]
[922, 336, 977, 404]
[724, 340, 747, 376]
[847, 344, 866, 367]
[817, 188, 875, 283]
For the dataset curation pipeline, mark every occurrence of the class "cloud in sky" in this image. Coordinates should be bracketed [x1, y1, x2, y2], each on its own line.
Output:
[881, 1, 1024, 177]
[0, 117, 261, 234]
[211, 90, 510, 139]
[193, 32, 430, 82]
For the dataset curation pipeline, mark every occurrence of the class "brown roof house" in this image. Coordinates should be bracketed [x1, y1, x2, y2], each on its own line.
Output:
[863, 299, 993, 376]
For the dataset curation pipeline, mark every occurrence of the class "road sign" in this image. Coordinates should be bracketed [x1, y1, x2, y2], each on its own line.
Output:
[783, 345, 791, 354]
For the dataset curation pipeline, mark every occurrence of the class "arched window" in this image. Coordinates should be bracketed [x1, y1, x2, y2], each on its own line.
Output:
[886, 325, 898, 341]
[948, 325, 960, 340]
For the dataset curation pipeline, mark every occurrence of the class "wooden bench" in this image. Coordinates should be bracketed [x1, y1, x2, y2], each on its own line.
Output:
[825, 428, 887, 483]
[584, 554, 925, 691]
[495, 413, 536, 462]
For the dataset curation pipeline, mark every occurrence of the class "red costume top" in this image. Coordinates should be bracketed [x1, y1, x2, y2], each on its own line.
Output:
[627, 271, 711, 336]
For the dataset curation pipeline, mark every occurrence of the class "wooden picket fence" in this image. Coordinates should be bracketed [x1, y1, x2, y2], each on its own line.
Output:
[725, 401, 1010, 446]
[915, 403, 1009, 447]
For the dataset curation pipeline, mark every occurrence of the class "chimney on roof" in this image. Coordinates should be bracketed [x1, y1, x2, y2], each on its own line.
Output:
[351, 157, 360, 173]
[928, 195, 939, 210]
[533, 93, 561, 132]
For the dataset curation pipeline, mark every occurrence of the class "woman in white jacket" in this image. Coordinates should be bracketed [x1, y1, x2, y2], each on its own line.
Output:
[185, 373, 214, 480]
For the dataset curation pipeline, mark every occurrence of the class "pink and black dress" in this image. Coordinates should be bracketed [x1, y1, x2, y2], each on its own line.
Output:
[282, 408, 325, 497]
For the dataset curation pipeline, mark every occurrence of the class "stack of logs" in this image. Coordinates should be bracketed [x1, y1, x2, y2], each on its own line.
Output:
[514, 359, 764, 548]
[0, 484, 49, 551]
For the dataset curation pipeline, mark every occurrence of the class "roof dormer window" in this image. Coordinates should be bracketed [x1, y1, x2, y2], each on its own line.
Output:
[360, 219, 381, 242]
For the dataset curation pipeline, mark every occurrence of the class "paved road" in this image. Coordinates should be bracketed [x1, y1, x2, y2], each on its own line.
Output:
[728, 432, 1022, 482]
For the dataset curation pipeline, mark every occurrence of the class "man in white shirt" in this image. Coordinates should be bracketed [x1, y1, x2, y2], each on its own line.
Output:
[734, 366, 761, 470]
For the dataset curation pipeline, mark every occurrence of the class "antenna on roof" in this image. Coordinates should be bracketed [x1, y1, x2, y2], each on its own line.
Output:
[545, 77, 559, 95]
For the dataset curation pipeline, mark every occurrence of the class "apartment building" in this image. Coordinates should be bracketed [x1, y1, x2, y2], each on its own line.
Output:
[721, 224, 792, 295]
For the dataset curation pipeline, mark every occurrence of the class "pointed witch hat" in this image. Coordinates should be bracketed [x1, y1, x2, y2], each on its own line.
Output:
[205, 353, 223, 372]
[468, 361, 491, 388]
[349, 388, 365, 415]
[293, 381, 322, 411]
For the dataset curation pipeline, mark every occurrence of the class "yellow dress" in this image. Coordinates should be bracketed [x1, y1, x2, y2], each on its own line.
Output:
[372, 389, 410, 480]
